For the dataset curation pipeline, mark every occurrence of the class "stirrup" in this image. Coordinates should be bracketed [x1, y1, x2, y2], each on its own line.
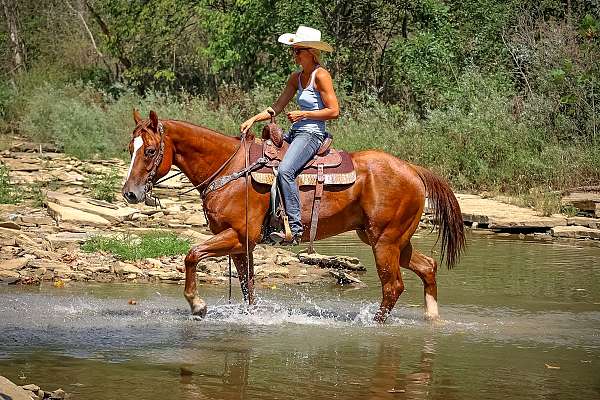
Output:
[269, 231, 300, 246]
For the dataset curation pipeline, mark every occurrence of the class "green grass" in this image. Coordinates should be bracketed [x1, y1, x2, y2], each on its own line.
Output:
[81, 232, 191, 261]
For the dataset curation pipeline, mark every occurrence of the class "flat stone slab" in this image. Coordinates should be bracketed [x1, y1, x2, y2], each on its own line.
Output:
[551, 225, 600, 240]
[47, 202, 111, 227]
[46, 191, 137, 222]
[562, 191, 600, 214]
[456, 194, 567, 229]
[567, 217, 600, 229]
[46, 232, 94, 248]
[0, 257, 29, 270]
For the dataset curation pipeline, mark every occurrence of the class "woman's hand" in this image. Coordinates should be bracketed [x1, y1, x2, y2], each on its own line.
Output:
[240, 117, 255, 134]
[287, 110, 306, 123]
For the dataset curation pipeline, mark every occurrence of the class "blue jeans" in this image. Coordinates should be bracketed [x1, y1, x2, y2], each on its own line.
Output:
[278, 130, 324, 236]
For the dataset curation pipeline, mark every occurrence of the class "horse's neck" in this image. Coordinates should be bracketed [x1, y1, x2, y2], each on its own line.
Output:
[167, 121, 239, 187]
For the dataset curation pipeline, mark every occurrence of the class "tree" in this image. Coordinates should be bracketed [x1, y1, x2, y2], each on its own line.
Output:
[1, 0, 27, 85]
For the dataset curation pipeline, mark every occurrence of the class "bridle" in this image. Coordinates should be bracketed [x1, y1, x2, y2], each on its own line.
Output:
[132, 120, 166, 204]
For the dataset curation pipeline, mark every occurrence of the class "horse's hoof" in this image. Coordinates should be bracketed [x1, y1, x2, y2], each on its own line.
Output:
[424, 312, 440, 321]
[191, 299, 207, 318]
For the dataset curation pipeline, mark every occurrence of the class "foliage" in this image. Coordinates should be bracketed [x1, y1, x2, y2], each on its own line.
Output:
[88, 168, 121, 203]
[81, 232, 191, 261]
[0, 165, 20, 204]
[1, 0, 599, 195]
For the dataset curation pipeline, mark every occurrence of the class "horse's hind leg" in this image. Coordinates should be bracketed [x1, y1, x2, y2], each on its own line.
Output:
[231, 253, 255, 305]
[184, 228, 244, 316]
[404, 246, 439, 319]
[373, 242, 406, 323]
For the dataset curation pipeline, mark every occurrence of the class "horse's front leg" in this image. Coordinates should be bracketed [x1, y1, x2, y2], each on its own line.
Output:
[183, 228, 243, 316]
[231, 253, 255, 305]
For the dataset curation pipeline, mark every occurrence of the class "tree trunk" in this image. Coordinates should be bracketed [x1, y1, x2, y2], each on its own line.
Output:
[1, 0, 26, 78]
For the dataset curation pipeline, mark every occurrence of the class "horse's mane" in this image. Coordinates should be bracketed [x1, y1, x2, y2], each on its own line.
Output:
[167, 119, 241, 141]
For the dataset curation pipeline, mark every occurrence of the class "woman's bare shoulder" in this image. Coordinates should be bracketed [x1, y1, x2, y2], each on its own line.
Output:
[314, 67, 333, 89]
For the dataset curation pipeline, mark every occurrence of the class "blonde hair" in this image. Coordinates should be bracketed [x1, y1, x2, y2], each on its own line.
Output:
[308, 48, 321, 65]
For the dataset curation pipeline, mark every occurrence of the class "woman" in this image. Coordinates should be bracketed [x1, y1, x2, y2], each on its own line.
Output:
[240, 26, 340, 244]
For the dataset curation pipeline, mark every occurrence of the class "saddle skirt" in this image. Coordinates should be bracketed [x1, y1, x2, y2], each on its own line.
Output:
[248, 138, 356, 186]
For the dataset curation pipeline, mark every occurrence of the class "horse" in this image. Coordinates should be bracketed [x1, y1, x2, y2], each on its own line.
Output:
[122, 110, 465, 323]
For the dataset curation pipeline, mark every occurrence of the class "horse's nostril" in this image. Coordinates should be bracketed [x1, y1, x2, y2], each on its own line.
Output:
[123, 192, 138, 203]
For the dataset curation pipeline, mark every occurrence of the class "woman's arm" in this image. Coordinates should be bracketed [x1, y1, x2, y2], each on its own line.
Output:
[287, 69, 339, 123]
[240, 73, 298, 134]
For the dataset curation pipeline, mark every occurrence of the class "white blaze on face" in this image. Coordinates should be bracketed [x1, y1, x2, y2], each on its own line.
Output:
[126, 136, 144, 181]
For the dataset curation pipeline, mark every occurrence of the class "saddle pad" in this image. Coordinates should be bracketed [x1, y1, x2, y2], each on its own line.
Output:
[251, 170, 356, 187]
[248, 139, 356, 187]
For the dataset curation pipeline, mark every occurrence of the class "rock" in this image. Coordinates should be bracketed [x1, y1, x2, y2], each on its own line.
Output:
[0, 257, 29, 270]
[18, 216, 55, 226]
[167, 223, 190, 229]
[144, 258, 163, 268]
[0, 221, 21, 230]
[265, 266, 290, 278]
[46, 191, 138, 222]
[0, 270, 21, 283]
[83, 265, 111, 273]
[184, 214, 207, 227]
[47, 202, 111, 227]
[0, 376, 35, 400]
[456, 193, 567, 229]
[297, 252, 366, 271]
[49, 388, 66, 399]
[567, 217, 600, 229]
[21, 384, 40, 392]
[562, 191, 600, 215]
[0, 237, 16, 246]
[46, 232, 93, 249]
[158, 271, 184, 280]
[180, 229, 212, 243]
[114, 262, 142, 275]
[50, 169, 86, 184]
[551, 226, 600, 240]
[329, 269, 365, 286]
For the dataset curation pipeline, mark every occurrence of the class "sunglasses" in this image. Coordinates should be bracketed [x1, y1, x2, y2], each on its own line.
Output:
[292, 47, 309, 55]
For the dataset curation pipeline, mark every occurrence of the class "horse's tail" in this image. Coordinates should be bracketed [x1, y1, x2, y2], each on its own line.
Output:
[412, 165, 465, 269]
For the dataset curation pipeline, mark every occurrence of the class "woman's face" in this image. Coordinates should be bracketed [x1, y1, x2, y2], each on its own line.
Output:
[292, 46, 312, 64]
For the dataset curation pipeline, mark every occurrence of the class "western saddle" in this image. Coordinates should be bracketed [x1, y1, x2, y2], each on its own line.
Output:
[248, 114, 356, 252]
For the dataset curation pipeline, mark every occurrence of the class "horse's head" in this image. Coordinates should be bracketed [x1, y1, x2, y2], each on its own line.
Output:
[122, 109, 173, 204]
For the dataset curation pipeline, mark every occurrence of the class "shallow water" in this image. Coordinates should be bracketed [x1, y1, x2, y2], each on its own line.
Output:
[1, 233, 599, 399]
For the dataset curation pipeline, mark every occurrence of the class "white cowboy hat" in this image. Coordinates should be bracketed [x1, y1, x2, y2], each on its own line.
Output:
[278, 26, 334, 52]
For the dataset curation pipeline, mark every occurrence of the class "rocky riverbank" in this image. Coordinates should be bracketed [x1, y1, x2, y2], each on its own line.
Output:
[0, 375, 67, 400]
[0, 137, 367, 287]
[1, 135, 599, 287]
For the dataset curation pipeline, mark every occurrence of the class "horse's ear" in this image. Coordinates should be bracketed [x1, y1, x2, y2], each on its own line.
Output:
[149, 110, 159, 130]
[133, 108, 142, 125]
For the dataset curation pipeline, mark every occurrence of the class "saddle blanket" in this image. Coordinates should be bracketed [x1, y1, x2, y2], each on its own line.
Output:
[248, 140, 356, 187]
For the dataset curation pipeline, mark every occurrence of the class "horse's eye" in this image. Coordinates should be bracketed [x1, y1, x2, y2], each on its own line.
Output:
[145, 148, 156, 157]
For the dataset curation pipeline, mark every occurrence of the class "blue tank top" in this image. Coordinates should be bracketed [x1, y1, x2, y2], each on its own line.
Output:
[292, 66, 326, 137]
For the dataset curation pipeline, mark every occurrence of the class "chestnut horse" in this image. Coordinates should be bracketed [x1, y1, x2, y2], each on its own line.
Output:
[122, 110, 465, 323]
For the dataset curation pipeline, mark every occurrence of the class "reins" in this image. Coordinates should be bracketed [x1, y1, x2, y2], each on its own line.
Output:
[139, 120, 258, 305]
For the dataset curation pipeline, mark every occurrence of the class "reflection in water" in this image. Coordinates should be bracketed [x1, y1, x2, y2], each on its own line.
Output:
[367, 336, 452, 400]
[179, 349, 251, 400]
[0, 234, 599, 399]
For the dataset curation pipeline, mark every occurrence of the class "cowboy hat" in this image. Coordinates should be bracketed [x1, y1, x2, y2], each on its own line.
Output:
[278, 26, 334, 52]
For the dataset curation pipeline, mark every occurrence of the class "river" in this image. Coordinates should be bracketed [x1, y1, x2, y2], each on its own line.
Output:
[1, 232, 599, 399]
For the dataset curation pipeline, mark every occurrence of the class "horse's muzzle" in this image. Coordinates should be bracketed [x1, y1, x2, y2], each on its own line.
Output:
[122, 190, 142, 204]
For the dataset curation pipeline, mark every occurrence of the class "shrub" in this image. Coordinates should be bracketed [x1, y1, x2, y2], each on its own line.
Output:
[0, 165, 20, 204]
[88, 168, 121, 203]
